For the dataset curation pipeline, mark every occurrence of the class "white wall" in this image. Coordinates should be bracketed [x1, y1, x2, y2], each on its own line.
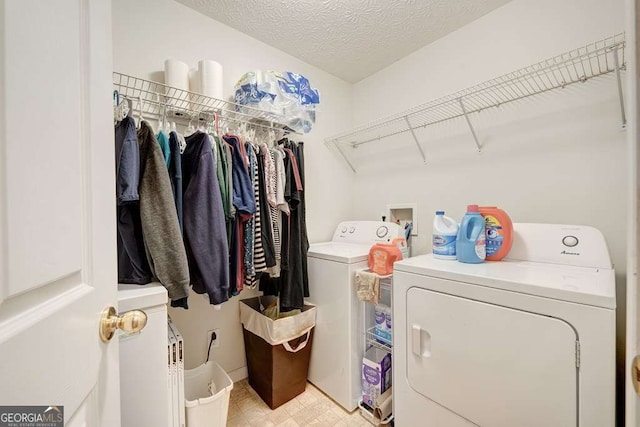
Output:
[349, 0, 627, 421]
[112, 0, 354, 377]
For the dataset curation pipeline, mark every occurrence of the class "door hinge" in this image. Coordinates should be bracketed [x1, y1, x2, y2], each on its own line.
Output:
[575, 341, 581, 369]
[633, 356, 640, 396]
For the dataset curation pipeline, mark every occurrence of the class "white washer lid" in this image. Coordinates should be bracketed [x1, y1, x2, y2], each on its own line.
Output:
[118, 282, 168, 312]
[308, 242, 372, 264]
[394, 254, 615, 309]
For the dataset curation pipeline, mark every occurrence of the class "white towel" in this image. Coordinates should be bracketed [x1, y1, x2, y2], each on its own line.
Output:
[355, 270, 380, 305]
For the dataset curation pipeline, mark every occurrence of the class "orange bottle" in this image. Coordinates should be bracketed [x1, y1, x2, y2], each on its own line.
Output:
[478, 206, 513, 261]
[368, 239, 403, 275]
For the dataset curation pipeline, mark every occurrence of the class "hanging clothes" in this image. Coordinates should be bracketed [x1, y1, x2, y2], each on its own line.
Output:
[182, 131, 230, 305]
[292, 141, 310, 298]
[243, 143, 271, 288]
[225, 142, 235, 219]
[266, 148, 288, 278]
[137, 121, 190, 307]
[282, 140, 309, 309]
[213, 136, 231, 226]
[257, 145, 276, 269]
[260, 139, 309, 310]
[115, 115, 152, 285]
[224, 134, 256, 295]
[168, 131, 183, 233]
[224, 134, 255, 215]
[156, 129, 171, 167]
[243, 142, 257, 284]
[251, 143, 269, 274]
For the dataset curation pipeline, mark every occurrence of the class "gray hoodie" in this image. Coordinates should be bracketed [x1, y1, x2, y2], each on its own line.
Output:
[137, 121, 190, 302]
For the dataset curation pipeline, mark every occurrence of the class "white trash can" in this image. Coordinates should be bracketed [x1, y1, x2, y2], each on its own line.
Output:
[184, 361, 233, 427]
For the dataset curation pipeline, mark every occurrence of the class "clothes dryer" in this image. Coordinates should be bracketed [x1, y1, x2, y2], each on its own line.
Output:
[393, 223, 615, 427]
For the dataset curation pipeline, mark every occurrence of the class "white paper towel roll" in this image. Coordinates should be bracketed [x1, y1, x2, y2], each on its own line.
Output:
[188, 68, 201, 110]
[164, 59, 189, 91]
[198, 60, 223, 100]
[188, 68, 200, 94]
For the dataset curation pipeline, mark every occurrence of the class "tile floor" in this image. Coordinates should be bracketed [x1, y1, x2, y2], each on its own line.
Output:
[227, 379, 372, 426]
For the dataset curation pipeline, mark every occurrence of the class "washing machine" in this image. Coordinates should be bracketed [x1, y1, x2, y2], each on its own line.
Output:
[393, 223, 615, 427]
[306, 221, 405, 411]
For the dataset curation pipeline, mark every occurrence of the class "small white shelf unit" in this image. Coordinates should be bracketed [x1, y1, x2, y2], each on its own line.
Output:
[326, 33, 626, 172]
[359, 272, 394, 425]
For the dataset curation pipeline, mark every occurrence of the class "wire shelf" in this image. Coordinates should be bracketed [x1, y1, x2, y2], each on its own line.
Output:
[358, 399, 394, 425]
[366, 326, 392, 353]
[326, 33, 626, 171]
[113, 72, 299, 134]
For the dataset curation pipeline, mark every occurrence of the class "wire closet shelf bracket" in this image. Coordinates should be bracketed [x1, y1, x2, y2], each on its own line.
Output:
[325, 33, 626, 173]
[113, 72, 301, 136]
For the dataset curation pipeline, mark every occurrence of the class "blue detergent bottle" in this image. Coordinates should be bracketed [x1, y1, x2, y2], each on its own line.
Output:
[456, 205, 486, 264]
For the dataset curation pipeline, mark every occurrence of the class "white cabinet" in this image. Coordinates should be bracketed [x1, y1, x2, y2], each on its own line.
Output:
[118, 283, 171, 427]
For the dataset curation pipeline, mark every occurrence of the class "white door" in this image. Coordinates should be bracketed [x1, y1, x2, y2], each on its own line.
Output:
[406, 286, 578, 427]
[627, 0, 640, 425]
[0, 1, 119, 426]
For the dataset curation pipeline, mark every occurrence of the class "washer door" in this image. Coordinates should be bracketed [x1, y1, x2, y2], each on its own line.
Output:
[406, 286, 578, 427]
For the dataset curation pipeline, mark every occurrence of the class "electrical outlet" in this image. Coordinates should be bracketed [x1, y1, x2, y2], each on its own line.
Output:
[207, 329, 220, 349]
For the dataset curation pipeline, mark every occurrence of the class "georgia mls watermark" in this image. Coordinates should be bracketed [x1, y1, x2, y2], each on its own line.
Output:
[0, 406, 63, 427]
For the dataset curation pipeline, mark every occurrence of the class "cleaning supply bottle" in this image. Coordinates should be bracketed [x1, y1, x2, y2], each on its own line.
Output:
[433, 211, 459, 260]
[478, 206, 513, 261]
[456, 205, 486, 264]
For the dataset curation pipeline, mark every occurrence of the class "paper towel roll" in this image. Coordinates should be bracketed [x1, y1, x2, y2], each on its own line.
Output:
[164, 59, 189, 91]
[198, 60, 223, 100]
[188, 68, 201, 110]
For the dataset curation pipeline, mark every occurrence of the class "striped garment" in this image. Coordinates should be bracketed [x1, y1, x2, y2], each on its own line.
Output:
[267, 148, 285, 278]
[245, 144, 267, 288]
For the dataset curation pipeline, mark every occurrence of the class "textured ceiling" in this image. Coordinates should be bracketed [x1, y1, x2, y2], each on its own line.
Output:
[176, 0, 511, 82]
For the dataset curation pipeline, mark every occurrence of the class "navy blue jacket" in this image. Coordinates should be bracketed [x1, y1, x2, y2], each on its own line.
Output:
[182, 132, 230, 305]
[223, 135, 256, 216]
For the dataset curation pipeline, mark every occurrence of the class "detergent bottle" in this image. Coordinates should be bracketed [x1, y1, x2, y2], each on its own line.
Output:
[456, 205, 486, 264]
[433, 211, 459, 260]
[478, 206, 513, 261]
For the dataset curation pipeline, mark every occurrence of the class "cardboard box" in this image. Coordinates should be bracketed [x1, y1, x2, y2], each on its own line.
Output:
[362, 347, 392, 407]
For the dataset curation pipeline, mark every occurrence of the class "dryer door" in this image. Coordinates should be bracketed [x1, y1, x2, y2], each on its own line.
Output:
[406, 285, 578, 427]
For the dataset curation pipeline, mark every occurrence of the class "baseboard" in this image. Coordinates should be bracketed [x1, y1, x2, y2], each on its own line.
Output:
[227, 365, 248, 383]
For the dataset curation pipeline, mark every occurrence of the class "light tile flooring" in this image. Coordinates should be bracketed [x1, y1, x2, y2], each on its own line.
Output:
[227, 379, 372, 427]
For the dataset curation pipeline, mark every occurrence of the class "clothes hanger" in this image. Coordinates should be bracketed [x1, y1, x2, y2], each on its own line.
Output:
[136, 96, 145, 129]
[185, 114, 195, 137]
[113, 91, 131, 123]
[155, 94, 163, 132]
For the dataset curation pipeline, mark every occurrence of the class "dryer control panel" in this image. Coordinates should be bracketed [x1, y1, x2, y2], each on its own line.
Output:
[332, 221, 404, 245]
[505, 223, 612, 269]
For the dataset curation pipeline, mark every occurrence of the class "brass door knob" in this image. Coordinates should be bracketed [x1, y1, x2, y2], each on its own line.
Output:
[100, 306, 148, 342]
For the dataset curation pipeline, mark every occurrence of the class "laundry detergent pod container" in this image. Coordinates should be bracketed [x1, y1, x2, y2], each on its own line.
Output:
[456, 205, 486, 264]
[368, 241, 403, 275]
[478, 206, 513, 261]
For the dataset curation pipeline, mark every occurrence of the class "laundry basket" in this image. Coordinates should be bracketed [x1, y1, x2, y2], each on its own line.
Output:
[184, 361, 233, 427]
[240, 296, 316, 409]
